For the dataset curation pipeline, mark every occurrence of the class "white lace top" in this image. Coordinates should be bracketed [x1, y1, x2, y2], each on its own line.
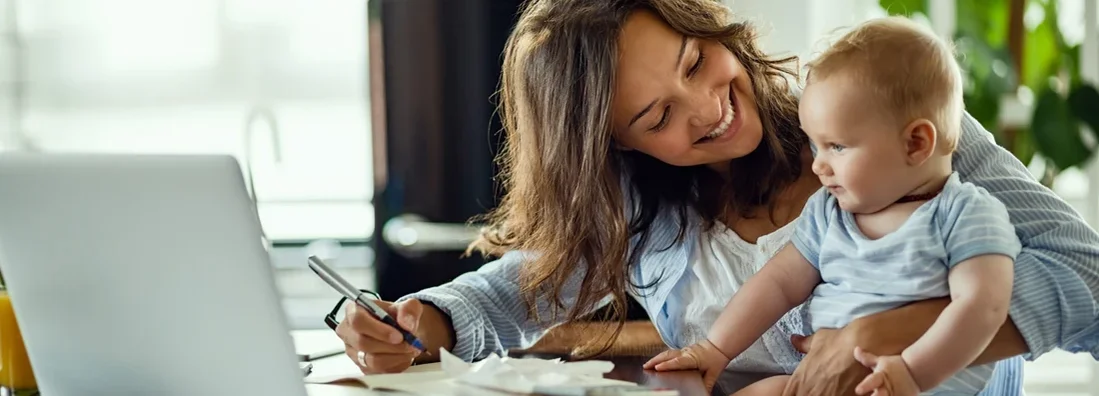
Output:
[670, 220, 806, 374]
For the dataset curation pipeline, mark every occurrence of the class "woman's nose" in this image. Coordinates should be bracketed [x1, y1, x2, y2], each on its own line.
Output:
[688, 91, 723, 127]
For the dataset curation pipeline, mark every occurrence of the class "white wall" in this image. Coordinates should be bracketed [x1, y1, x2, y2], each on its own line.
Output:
[1085, 0, 1099, 230]
[726, 0, 880, 63]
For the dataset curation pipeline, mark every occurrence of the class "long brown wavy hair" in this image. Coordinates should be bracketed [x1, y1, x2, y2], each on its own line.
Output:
[469, 0, 806, 356]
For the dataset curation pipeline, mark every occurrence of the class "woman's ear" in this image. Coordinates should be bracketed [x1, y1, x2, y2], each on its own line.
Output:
[903, 119, 937, 165]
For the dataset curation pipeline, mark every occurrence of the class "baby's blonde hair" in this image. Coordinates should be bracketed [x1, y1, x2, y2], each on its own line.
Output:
[807, 16, 963, 153]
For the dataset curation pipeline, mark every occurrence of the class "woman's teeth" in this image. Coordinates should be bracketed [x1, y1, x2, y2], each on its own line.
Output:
[701, 102, 735, 141]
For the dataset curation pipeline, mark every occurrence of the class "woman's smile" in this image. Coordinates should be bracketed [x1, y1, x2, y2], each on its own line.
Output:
[695, 85, 743, 145]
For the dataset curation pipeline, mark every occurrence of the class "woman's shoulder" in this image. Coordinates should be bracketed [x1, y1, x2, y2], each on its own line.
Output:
[949, 111, 1040, 188]
[955, 111, 999, 151]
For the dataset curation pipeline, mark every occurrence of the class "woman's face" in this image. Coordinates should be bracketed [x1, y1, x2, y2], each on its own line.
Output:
[611, 10, 763, 169]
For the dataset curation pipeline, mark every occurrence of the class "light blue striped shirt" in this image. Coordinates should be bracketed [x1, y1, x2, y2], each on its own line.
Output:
[399, 112, 1099, 395]
[793, 172, 1021, 395]
[796, 172, 1021, 331]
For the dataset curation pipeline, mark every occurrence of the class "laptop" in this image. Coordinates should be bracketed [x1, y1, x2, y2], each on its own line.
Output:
[0, 154, 308, 396]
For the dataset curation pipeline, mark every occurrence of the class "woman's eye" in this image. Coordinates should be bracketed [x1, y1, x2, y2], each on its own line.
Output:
[651, 107, 671, 131]
[688, 50, 705, 77]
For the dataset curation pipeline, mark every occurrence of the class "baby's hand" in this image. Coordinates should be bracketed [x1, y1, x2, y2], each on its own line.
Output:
[853, 347, 920, 396]
[643, 340, 730, 393]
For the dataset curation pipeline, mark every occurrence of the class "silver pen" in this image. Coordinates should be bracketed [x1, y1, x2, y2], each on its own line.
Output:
[307, 255, 426, 352]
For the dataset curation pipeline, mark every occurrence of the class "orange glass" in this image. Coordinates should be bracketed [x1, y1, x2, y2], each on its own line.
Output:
[0, 290, 36, 390]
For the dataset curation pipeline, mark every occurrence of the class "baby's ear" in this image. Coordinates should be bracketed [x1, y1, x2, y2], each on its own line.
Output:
[902, 118, 937, 165]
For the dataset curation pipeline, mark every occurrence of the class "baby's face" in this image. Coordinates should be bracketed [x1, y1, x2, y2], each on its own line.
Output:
[799, 75, 912, 214]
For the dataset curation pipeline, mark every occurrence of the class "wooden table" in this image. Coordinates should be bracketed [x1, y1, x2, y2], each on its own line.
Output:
[601, 357, 777, 396]
[604, 356, 709, 395]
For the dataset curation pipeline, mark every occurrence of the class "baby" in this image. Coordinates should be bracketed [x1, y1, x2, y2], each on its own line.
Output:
[646, 17, 1020, 396]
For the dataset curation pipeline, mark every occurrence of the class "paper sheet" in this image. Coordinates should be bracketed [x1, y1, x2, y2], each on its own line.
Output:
[439, 349, 633, 394]
[304, 356, 444, 384]
[305, 349, 635, 395]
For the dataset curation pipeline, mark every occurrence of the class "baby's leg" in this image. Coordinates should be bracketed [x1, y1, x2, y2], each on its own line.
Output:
[730, 375, 789, 396]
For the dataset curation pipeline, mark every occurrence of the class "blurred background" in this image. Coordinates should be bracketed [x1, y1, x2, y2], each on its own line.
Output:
[0, 0, 1094, 394]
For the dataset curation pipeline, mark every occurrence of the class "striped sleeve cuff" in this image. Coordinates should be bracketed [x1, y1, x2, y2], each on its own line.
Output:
[1007, 254, 1099, 360]
[399, 287, 489, 362]
[1008, 263, 1060, 360]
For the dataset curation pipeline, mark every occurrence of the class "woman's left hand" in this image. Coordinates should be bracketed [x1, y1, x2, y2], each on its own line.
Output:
[781, 330, 871, 396]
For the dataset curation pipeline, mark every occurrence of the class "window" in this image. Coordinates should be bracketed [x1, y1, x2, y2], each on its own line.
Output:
[3, 0, 374, 242]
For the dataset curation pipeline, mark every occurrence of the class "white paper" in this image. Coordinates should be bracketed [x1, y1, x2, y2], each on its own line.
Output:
[305, 348, 633, 395]
[304, 357, 444, 384]
[439, 349, 629, 394]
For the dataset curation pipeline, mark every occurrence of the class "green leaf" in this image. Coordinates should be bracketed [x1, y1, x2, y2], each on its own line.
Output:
[1031, 87, 1092, 170]
[964, 90, 1002, 139]
[962, 67, 1006, 142]
[956, 29, 1014, 152]
[1013, 127, 1037, 166]
[956, 0, 1009, 48]
[1068, 83, 1099, 143]
[1065, 44, 1083, 86]
[1023, 3, 1062, 91]
[954, 31, 1016, 94]
[879, 0, 927, 16]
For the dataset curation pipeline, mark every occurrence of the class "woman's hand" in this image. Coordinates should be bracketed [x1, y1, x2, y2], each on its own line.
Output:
[781, 330, 871, 396]
[784, 298, 1028, 395]
[644, 340, 730, 392]
[334, 299, 427, 374]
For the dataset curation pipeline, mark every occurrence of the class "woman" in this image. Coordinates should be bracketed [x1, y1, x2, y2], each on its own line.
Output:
[336, 0, 1099, 394]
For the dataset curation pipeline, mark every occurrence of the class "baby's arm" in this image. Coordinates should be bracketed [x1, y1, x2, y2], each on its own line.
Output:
[898, 187, 1021, 391]
[900, 253, 1014, 390]
[648, 189, 830, 385]
[705, 187, 833, 360]
[708, 243, 822, 360]
[645, 243, 820, 389]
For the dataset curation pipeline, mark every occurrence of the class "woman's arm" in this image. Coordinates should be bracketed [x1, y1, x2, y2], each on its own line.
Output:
[397, 250, 611, 361]
[780, 298, 1028, 396]
[515, 320, 666, 358]
[953, 112, 1099, 359]
[849, 297, 1028, 365]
